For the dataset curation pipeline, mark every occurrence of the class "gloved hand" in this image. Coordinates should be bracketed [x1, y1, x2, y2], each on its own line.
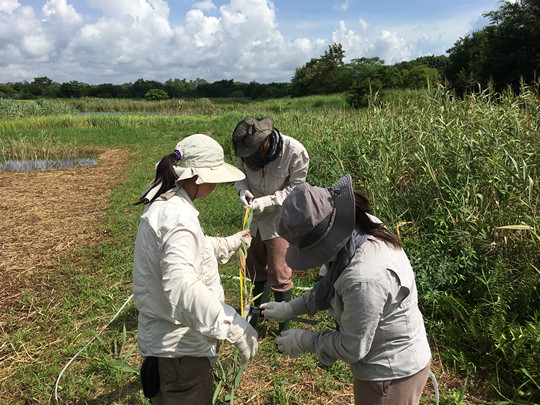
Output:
[275, 329, 316, 358]
[250, 198, 265, 215]
[239, 189, 254, 207]
[233, 323, 259, 364]
[234, 229, 252, 249]
[260, 300, 294, 323]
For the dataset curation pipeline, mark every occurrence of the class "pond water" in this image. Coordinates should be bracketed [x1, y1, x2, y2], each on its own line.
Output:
[78, 111, 157, 116]
[0, 158, 98, 172]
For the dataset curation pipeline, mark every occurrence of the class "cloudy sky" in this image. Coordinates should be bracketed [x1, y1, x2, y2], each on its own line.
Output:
[0, 0, 511, 85]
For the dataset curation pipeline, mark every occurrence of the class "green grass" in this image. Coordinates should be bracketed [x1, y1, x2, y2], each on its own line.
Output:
[0, 86, 538, 404]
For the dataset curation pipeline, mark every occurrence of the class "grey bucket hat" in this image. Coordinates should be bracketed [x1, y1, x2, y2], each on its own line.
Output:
[232, 117, 274, 158]
[277, 175, 355, 270]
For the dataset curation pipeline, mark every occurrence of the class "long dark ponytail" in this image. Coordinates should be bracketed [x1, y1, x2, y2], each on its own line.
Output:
[134, 153, 179, 205]
[354, 190, 402, 249]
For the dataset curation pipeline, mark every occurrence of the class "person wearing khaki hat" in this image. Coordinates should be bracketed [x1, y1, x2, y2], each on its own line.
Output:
[232, 117, 310, 333]
[261, 175, 432, 405]
[133, 134, 258, 404]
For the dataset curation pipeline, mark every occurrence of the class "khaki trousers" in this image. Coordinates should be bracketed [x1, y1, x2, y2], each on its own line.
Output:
[353, 360, 431, 405]
[246, 231, 292, 292]
[151, 356, 214, 405]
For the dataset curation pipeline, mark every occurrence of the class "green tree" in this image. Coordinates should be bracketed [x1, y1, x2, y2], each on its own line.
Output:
[446, 0, 540, 93]
[144, 88, 169, 101]
[59, 81, 87, 98]
[402, 65, 441, 89]
[290, 43, 347, 96]
[394, 55, 449, 78]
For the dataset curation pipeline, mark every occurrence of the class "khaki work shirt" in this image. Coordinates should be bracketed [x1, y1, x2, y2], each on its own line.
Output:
[235, 134, 309, 240]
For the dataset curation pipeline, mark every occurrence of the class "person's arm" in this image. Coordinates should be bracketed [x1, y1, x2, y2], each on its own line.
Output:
[260, 286, 326, 323]
[251, 145, 309, 213]
[311, 281, 387, 365]
[161, 226, 248, 342]
[207, 231, 251, 264]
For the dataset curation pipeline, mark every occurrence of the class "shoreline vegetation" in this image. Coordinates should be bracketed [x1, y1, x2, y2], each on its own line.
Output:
[0, 86, 538, 404]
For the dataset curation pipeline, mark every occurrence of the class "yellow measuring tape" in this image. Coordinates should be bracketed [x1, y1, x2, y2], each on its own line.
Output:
[238, 205, 252, 317]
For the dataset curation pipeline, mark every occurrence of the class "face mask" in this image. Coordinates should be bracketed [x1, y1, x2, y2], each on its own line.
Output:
[242, 131, 282, 171]
[242, 155, 266, 171]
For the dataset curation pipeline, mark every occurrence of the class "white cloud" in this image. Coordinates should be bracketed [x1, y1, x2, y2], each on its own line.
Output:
[22, 34, 55, 59]
[332, 21, 370, 59]
[0, 0, 505, 85]
[0, 0, 20, 13]
[370, 30, 415, 64]
[358, 18, 369, 32]
[337, 0, 352, 12]
[0, 4, 40, 41]
[193, 0, 216, 11]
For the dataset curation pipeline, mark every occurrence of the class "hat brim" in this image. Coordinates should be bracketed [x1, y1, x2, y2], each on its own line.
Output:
[284, 175, 355, 270]
[190, 162, 245, 184]
[234, 130, 273, 158]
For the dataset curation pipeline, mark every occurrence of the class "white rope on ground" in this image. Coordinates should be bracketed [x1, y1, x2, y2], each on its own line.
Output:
[54, 294, 134, 404]
[225, 274, 311, 290]
[52, 288, 440, 404]
[429, 369, 440, 405]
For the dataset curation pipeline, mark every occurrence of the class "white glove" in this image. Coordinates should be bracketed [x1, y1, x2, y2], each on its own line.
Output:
[250, 198, 265, 215]
[275, 329, 316, 358]
[239, 189, 254, 207]
[260, 301, 294, 323]
[233, 323, 259, 364]
[234, 229, 252, 249]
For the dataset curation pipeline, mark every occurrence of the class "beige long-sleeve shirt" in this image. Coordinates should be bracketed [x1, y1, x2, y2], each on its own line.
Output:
[234, 134, 309, 240]
[132, 188, 249, 361]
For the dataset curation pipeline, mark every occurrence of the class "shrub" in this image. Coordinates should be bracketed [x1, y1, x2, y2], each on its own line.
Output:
[144, 89, 169, 101]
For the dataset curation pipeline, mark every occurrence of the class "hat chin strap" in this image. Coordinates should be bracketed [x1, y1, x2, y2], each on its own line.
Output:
[191, 184, 200, 200]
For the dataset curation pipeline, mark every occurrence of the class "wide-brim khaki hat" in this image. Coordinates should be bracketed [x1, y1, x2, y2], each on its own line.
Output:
[143, 134, 245, 201]
[277, 175, 355, 270]
[174, 134, 245, 184]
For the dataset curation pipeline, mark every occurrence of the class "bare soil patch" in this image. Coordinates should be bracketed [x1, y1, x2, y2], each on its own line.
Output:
[0, 148, 127, 325]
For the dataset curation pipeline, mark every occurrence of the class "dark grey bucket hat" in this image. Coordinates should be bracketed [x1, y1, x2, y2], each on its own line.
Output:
[277, 175, 355, 270]
[232, 117, 274, 158]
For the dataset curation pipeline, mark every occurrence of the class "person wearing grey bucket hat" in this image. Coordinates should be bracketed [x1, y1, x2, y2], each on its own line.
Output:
[132, 134, 258, 404]
[232, 117, 309, 333]
[261, 175, 432, 404]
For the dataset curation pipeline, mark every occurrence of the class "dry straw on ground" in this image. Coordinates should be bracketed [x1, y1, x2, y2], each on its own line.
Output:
[0, 148, 126, 322]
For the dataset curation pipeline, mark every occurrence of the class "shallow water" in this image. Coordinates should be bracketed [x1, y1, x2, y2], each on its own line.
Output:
[78, 111, 157, 116]
[0, 158, 98, 172]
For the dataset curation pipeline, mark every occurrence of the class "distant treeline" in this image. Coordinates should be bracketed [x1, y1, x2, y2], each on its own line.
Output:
[1, 0, 537, 105]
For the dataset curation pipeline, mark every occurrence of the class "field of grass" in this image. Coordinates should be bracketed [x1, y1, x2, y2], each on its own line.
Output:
[0, 86, 538, 404]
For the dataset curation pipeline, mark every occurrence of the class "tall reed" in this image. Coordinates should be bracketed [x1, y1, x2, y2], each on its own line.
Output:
[283, 84, 539, 402]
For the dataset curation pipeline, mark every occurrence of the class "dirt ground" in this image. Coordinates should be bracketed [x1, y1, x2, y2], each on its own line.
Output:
[0, 148, 126, 323]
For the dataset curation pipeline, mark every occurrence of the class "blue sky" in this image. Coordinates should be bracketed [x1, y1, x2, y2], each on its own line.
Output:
[0, 0, 512, 85]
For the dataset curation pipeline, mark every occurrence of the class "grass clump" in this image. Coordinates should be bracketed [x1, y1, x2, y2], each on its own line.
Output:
[0, 99, 76, 119]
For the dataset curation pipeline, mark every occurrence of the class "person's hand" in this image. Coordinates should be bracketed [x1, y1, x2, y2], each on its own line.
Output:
[275, 329, 316, 358]
[234, 229, 252, 249]
[250, 198, 264, 214]
[260, 301, 294, 323]
[239, 189, 254, 207]
[233, 324, 259, 364]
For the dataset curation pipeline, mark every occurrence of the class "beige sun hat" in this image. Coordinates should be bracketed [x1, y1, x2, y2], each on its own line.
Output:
[173, 134, 245, 184]
[143, 134, 245, 201]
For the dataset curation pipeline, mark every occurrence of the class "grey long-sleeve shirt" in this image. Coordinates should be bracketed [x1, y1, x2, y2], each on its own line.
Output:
[295, 237, 431, 381]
